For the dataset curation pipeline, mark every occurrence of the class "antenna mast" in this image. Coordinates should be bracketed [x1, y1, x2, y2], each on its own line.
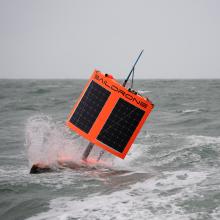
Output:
[123, 50, 144, 88]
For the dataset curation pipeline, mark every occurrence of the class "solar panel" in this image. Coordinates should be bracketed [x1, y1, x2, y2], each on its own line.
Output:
[97, 98, 145, 153]
[67, 70, 154, 159]
[69, 80, 110, 133]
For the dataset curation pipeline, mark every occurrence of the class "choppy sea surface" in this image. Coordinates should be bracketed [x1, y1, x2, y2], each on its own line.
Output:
[0, 79, 220, 220]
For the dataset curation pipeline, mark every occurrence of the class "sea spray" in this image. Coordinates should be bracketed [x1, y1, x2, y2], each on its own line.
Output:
[24, 114, 115, 169]
[24, 114, 87, 168]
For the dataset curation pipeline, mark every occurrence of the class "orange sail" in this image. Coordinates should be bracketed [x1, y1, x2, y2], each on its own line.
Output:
[66, 70, 154, 159]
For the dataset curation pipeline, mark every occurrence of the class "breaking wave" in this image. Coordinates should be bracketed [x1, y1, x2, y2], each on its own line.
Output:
[24, 116, 220, 220]
[27, 170, 209, 220]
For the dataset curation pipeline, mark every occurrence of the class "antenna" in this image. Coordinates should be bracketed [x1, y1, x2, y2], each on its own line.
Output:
[123, 50, 144, 87]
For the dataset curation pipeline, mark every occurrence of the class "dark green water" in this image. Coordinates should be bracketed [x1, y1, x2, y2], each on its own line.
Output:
[0, 79, 220, 220]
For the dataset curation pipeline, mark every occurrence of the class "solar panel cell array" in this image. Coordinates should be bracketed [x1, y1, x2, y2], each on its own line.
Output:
[97, 98, 145, 153]
[70, 81, 110, 133]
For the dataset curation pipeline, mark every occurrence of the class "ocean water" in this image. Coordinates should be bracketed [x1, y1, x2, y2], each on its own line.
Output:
[0, 79, 220, 220]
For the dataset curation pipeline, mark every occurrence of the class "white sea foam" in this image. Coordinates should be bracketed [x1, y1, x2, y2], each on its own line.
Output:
[182, 100, 205, 106]
[182, 109, 200, 113]
[27, 170, 208, 220]
[112, 144, 144, 169]
[138, 133, 220, 168]
[177, 109, 203, 114]
[24, 117, 220, 219]
[187, 135, 220, 146]
[138, 90, 152, 94]
[211, 207, 220, 220]
[24, 114, 90, 168]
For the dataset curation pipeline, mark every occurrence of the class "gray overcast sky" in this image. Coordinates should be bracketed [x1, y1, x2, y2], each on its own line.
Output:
[0, 0, 219, 79]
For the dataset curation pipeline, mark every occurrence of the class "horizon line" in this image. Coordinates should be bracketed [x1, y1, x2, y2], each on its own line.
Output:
[1, 78, 220, 80]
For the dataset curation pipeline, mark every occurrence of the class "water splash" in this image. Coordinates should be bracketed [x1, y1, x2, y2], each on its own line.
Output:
[24, 114, 119, 171]
[24, 114, 89, 168]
